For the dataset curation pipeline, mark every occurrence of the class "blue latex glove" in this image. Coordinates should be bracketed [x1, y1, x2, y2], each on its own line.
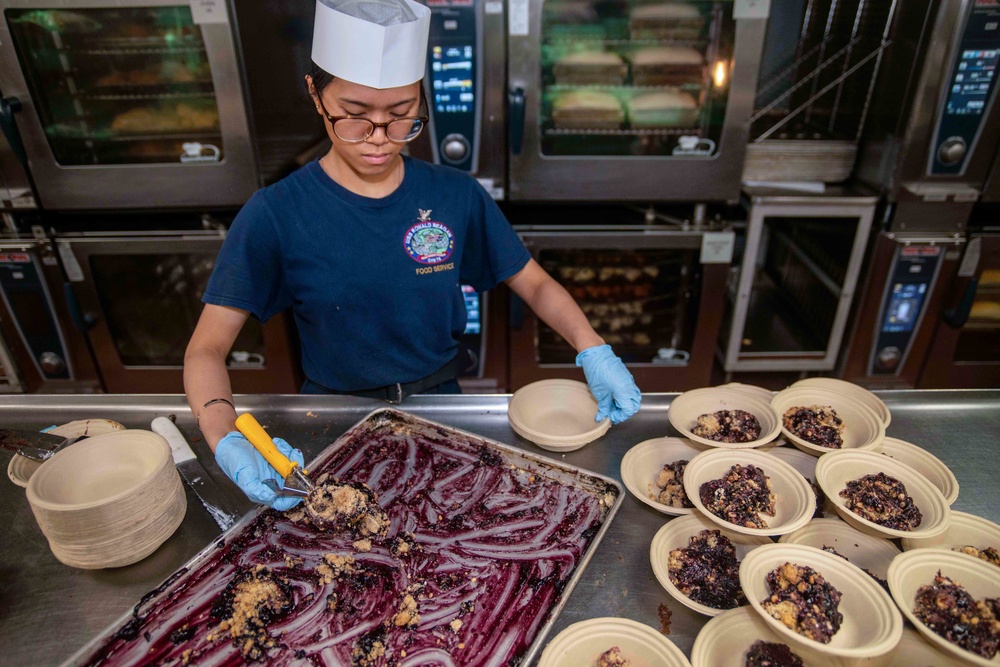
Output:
[215, 432, 306, 511]
[576, 344, 642, 424]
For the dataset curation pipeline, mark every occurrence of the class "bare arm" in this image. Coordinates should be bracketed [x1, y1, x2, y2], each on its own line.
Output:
[183, 304, 249, 451]
[504, 258, 604, 353]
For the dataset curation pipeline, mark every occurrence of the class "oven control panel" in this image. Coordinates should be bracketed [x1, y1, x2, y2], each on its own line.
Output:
[425, 0, 479, 172]
[870, 245, 943, 375]
[0, 250, 70, 380]
[930, 0, 1000, 175]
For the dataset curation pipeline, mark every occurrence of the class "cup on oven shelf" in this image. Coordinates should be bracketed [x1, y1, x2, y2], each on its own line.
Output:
[507, 379, 610, 451]
[770, 386, 885, 457]
[668, 386, 781, 449]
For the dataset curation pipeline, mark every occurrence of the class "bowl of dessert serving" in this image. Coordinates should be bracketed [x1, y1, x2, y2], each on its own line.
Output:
[876, 436, 959, 505]
[25, 429, 186, 569]
[508, 379, 611, 451]
[770, 386, 886, 457]
[537, 616, 692, 667]
[901, 510, 1000, 563]
[765, 446, 838, 518]
[791, 377, 892, 428]
[691, 606, 858, 667]
[682, 448, 816, 537]
[882, 627, 971, 667]
[779, 517, 901, 591]
[886, 548, 1000, 666]
[719, 382, 774, 404]
[740, 543, 903, 659]
[668, 386, 781, 449]
[620, 437, 707, 516]
[650, 513, 771, 617]
[815, 449, 951, 540]
[7, 418, 126, 488]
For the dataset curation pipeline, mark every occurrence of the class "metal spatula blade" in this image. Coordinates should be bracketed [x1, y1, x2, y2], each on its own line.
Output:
[0, 428, 81, 461]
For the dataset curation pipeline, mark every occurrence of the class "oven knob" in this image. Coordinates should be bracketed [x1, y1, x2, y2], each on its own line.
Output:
[875, 346, 901, 371]
[937, 137, 966, 166]
[39, 352, 66, 375]
[441, 134, 470, 163]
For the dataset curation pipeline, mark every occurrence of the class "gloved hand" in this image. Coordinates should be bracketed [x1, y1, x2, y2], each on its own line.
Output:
[215, 431, 306, 511]
[576, 344, 642, 425]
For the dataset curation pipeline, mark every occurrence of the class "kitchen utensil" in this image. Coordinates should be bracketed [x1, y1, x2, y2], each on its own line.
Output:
[150, 417, 246, 531]
[234, 412, 312, 495]
[7, 419, 125, 488]
[0, 427, 83, 462]
[261, 478, 309, 498]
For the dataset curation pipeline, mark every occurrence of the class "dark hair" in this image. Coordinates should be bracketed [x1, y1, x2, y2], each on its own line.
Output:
[308, 62, 335, 95]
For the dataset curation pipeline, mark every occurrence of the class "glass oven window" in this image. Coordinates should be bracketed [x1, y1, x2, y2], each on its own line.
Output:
[90, 253, 263, 367]
[537, 248, 698, 363]
[5, 7, 222, 166]
[955, 268, 1000, 363]
[539, 0, 734, 157]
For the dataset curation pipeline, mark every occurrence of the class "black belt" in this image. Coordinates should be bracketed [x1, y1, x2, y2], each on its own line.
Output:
[309, 348, 472, 404]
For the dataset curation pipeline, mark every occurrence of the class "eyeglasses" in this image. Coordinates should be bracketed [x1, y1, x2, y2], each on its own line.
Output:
[316, 94, 428, 144]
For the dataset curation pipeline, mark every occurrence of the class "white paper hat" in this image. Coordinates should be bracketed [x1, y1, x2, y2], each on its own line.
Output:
[312, 0, 431, 89]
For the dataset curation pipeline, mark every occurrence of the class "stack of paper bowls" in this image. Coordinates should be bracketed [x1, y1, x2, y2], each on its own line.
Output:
[26, 429, 186, 569]
[508, 379, 611, 451]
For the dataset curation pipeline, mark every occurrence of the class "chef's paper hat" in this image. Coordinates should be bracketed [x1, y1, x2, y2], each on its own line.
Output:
[312, 0, 431, 89]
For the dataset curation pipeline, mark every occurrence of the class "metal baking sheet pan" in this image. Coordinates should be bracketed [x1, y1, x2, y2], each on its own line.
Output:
[63, 407, 624, 667]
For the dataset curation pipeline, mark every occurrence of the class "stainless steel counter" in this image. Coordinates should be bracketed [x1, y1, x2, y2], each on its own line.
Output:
[1, 391, 997, 666]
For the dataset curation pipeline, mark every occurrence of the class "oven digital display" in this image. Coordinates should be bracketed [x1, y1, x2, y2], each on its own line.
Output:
[946, 48, 999, 116]
[883, 282, 928, 333]
[462, 284, 480, 334]
[430, 44, 474, 114]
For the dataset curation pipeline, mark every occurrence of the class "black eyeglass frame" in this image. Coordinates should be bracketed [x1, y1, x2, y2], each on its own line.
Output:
[315, 91, 429, 144]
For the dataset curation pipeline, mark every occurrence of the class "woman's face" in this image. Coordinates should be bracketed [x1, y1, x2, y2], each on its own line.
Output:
[308, 75, 422, 180]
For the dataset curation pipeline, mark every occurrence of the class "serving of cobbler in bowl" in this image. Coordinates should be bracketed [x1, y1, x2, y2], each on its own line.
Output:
[668, 387, 781, 449]
[770, 387, 885, 457]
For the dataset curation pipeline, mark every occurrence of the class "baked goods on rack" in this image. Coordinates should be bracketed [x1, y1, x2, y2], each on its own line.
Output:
[110, 103, 219, 134]
[628, 89, 699, 128]
[551, 90, 625, 129]
[553, 50, 628, 86]
[628, 3, 705, 40]
[630, 45, 704, 86]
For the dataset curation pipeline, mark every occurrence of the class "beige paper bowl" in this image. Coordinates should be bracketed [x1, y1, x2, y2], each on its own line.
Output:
[771, 387, 885, 456]
[720, 382, 775, 404]
[7, 419, 126, 488]
[876, 437, 959, 505]
[887, 548, 1000, 666]
[650, 513, 770, 616]
[779, 518, 901, 586]
[765, 446, 838, 517]
[621, 437, 707, 516]
[508, 379, 611, 451]
[792, 377, 892, 427]
[691, 606, 849, 667]
[901, 510, 1000, 558]
[668, 387, 781, 449]
[740, 543, 903, 659]
[683, 448, 816, 537]
[26, 429, 186, 569]
[537, 616, 691, 667]
[815, 449, 951, 540]
[883, 628, 969, 667]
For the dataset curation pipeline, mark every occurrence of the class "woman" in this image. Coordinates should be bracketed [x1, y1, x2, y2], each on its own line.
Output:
[184, 0, 641, 510]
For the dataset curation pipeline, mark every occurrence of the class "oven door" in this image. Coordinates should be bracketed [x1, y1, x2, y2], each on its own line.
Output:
[0, 1, 257, 210]
[919, 234, 1000, 388]
[509, 227, 731, 391]
[56, 232, 299, 393]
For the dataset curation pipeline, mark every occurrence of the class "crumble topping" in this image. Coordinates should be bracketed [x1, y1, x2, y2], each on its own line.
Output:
[782, 406, 844, 449]
[954, 545, 1000, 568]
[744, 639, 804, 667]
[839, 472, 922, 530]
[699, 464, 776, 529]
[913, 571, 1000, 659]
[667, 529, 747, 609]
[315, 553, 356, 585]
[392, 593, 420, 628]
[820, 545, 889, 592]
[761, 563, 843, 643]
[305, 481, 389, 538]
[597, 646, 630, 667]
[209, 566, 293, 661]
[650, 460, 693, 508]
[692, 410, 762, 443]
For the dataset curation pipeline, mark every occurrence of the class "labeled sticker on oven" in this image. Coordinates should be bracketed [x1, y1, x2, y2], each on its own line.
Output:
[180, 142, 221, 163]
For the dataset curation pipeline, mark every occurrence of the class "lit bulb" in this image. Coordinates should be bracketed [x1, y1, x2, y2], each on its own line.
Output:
[713, 61, 728, 88]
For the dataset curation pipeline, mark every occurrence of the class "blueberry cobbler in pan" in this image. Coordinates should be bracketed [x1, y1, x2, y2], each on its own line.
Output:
[650, 460, 694, 509]
[761, 563, 843, 643]
[913, 571, 1000, 659]
[782, 406, 844, 449]
[744, 639, 804, 667]
[699, 464, 776, 529]
[667, 529, 747, 610]
[692, 410, 762, 444]
[839, 472, 922, 530]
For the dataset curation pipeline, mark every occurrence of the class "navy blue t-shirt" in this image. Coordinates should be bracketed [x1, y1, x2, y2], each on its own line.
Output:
[204, 157, 530, 391]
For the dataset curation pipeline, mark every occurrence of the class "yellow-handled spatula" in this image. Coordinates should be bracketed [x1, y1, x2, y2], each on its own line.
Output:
[235, 413, 313, 497]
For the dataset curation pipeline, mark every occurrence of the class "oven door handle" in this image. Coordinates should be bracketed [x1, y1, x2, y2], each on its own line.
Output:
[508, 87, 525, 156]
[63, 283, 96, 334]
[0, 97, 28, 169]
[943, 277, 978, 329]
